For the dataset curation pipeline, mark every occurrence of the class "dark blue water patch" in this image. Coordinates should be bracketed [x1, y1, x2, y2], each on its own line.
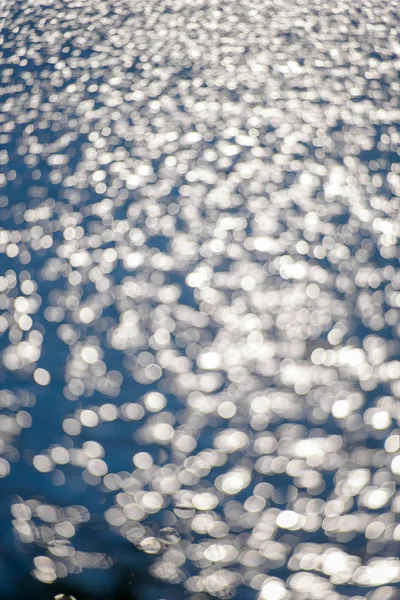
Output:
[147, 235, 169, 252]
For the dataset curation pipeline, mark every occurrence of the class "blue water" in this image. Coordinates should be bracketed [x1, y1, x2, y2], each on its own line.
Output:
[1, 1, 400, 599]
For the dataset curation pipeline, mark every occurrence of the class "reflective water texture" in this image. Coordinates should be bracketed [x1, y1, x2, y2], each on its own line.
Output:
[0, 0, 400, 599]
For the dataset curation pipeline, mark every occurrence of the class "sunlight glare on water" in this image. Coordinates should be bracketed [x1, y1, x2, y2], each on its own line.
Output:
[0, 0, 399, 599]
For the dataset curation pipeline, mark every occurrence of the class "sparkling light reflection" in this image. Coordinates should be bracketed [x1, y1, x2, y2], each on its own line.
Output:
[0, 0, 399, 598]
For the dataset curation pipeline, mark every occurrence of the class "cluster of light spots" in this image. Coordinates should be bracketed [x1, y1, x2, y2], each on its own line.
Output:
[1, 0, 400, 598]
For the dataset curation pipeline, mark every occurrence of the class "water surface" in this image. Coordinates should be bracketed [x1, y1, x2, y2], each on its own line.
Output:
[0, 1, 400, 599]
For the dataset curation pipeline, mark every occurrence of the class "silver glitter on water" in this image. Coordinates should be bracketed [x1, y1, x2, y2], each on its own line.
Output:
[0, 0, 400, 599]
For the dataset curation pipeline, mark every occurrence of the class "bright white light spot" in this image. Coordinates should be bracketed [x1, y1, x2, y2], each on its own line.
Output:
[218, 401, 236, 418]
[79, 307, 95, 323]
[80, 410, 99, 428]
[33, 455, 53, 473]
[87, 458, 108, 476]
[133, 452, 153, 469]
[34, 368, 51, 386]
[0, 458, 10, 478]
[219, 468, 251, 495]
[153, 423, 174, 443]
[391, 455, 400, 475]
[204, 544, 227, 562]
[276, 510, 300, 530]
[192, 492, 218, 511]
[259, 579, 287, 600]
[371, 410, 391, 430]
[332, 400, 350, 418]
[197, 351, 222, 370]
[81, 347, 99, 364]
